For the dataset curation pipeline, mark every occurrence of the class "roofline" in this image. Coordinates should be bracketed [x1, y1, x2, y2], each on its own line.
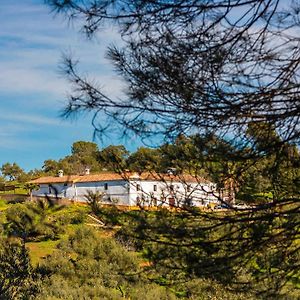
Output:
[29, 172, 213, 185]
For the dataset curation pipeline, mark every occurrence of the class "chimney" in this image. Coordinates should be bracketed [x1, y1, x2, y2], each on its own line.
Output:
[58, 170, 64, 177]
[167, 168, 177, 175]
[85, 167, 90, 175]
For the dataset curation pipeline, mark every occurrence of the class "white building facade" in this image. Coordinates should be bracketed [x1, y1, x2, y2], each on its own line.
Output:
[30, 172, 219, 207]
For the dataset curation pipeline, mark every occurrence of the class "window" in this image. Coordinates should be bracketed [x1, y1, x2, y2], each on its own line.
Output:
[170, 185, 174, 191]
[153, 184, 157, 191]
[187, 185, 191, 192]
[104, 183, 108, 190]
[136, 184, 141, 191]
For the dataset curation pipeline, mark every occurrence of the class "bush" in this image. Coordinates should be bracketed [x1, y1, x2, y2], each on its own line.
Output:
[4, 201, 65, 241]
[95, 206, 124, 226]
[177, 278, 253, 300]
[0, 237, 38, 299]
[36, 226, 178, 299]
[129, 284, 177, 300]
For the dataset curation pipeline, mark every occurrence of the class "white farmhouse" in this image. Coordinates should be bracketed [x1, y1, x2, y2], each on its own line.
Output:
[30, 170, 219, 207]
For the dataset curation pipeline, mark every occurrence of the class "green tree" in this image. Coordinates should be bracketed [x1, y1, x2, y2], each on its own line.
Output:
[42, 159, 60, 175]
[47, 0, 299, 150]
[158, 135, 207, 175]
[42, 141, 102, 175]
[26, 168, 45, 180]
[71, 140, 99, 156]
[235, 123, 300, 204]
[45, 0, 300, 297]
[98, 145, 129, 171]
[84, 190, 105, 214]
[127, 147, 161, 173]
[117, 209, 300, 298]
[1, 162, 25, 181]
[0, 238, 37, 299]
[66, 140, 101, 173]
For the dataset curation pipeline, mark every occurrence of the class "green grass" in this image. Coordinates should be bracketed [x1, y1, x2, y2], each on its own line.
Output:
[26, 239, 60, 266]
[25, 223, 113, 266]
[1, 202, 298, 298]
[24, 204, 91, 265]
[0, 188, 28, 195]
[26, 223, 88, 266]
[0, 202, 91, 265]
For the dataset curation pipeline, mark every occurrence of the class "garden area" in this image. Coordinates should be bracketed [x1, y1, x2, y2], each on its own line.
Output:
[0, 196, 298, 299]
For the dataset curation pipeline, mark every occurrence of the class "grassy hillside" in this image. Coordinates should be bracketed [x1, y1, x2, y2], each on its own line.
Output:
[0, 197, 298, 299]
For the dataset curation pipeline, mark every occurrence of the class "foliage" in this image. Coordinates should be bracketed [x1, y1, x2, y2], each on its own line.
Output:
[71, 140, 99, 157]
[20, 206, 87, 266]
[51, 203, 89, 225]
[93, 206, 125, 227]
[0, 198, 11, 211]
[127, 147, 162, 173]
[0, 200, 298, 299]
[99, 145, 129, 172]
[35, 226, 175, 299]
[7, 0, 300, 294]
[42, 159, 60, 175]
[44, 0, 300, 195]
[46, 0, 299, 152]
[42, 141, 102, 175]
[175, 278, 252, 300]
[116, 208, 300, 298]
[0, 237, 38, 299]
[67, 140, 101, 173]
[4, 200, 65, 242]
[84, 190, 105, 214]
[1, 162, 26, 182]
[85, 191, 124, 226]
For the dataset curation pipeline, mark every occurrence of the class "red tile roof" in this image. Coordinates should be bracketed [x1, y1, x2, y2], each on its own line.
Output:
[73, 173, 124, 183]
[138, 172, 210, 183]
[29, 172, 211, 185]
[30, 175, 77, 184]
[29, 172, 123, 184]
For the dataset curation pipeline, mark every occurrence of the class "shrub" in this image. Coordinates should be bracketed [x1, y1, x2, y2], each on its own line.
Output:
[0, 237, 38, 299]
[36, 227, 179, 299]
[4, 201, 65, 241]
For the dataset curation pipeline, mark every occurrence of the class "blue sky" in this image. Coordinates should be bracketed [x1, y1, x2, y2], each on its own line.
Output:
[0, 0, 143, 171]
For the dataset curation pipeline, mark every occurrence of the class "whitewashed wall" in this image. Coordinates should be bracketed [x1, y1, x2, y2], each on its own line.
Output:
[33, 179, 219, 207]
[32, 183, 70, 198]
[128, 179, 219, 207]
[73, 180, 130, 205]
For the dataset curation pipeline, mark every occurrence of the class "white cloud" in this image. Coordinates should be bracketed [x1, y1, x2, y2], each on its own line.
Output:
[0, 0, 123, 99]
[0, 0, 129, 170]
[0, 68, 67, 96]
[0, 111, 65, 126]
